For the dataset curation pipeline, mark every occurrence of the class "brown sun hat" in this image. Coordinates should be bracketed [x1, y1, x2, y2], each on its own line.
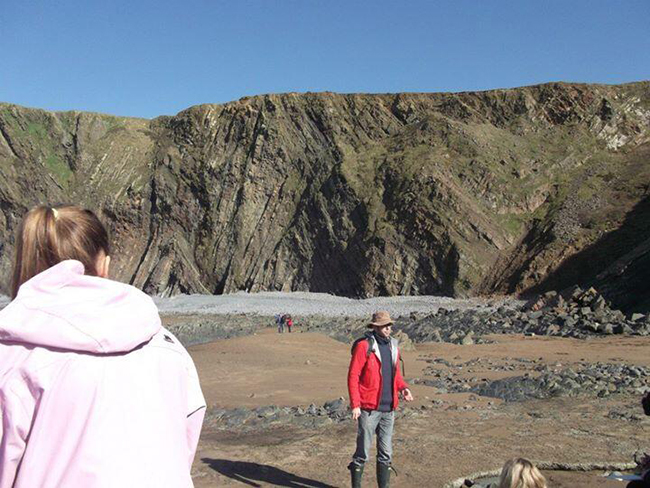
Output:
[368, 310, 393, 328]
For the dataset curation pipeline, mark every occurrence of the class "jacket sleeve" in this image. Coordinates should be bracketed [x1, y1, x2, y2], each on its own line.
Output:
[0, 383, 35, 488]
[186, 406, 205, 468]
[395, 349, 409, 392]
[347, 341, 367, 409]
[185, 355, 206, 468]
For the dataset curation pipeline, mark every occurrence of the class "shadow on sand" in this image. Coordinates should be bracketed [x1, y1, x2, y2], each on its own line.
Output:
[202, 458, 337, 487]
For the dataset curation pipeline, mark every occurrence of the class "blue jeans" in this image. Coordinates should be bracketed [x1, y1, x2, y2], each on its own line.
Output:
[352, 410, 394, 466]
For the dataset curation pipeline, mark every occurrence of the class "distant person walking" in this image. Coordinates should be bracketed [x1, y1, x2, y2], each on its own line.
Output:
[286, 315, 293, 333]
[347, 311, 413, 488]
[276, 313, 284, 333]
[0, 205, 205, 487]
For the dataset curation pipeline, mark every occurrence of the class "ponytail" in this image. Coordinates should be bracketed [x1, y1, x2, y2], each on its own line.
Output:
[11, 205, 110, 298]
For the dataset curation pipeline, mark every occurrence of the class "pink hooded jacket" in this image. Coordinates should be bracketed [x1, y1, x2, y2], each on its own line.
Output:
[0, 260, 206, 488]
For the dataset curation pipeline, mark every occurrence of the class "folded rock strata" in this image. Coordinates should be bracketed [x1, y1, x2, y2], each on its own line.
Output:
[0, 81, 648, 310]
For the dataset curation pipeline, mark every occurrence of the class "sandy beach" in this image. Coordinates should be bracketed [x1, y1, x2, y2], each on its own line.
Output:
[187, 327, 650, 487]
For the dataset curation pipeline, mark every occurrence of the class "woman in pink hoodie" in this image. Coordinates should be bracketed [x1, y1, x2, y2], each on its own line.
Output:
[0, 205, 206, 487]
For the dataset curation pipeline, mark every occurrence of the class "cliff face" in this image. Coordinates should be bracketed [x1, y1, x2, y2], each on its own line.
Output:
[1, 82, 649, 309]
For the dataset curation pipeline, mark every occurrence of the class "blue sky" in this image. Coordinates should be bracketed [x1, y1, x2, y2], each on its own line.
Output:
[2, 1, 649, 118]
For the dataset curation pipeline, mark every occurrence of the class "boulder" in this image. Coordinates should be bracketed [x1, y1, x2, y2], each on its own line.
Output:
[561, 285, 584, 301]
[393, 330, 416, 351]
[591, 295, 607, 312]
[546, 324, 561, 335]
[580, 307, 592, 316]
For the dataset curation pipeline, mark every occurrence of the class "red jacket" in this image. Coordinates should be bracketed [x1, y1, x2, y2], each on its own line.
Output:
[347, 336, 409, 411]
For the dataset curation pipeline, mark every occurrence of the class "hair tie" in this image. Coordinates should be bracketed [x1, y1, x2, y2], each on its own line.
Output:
[51, 208, 59, 220]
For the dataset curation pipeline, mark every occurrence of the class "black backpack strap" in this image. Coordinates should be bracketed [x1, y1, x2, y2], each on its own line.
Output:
[350, 337, 365, 355]
[351, 333, 375, 358]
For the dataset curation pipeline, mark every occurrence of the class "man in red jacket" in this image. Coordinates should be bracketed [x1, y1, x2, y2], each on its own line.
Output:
[347, 311, 413, 488]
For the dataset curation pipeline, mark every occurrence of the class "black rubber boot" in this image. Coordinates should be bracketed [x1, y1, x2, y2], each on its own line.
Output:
[348, 462, 364, 488]
[376, 463, 393, 488]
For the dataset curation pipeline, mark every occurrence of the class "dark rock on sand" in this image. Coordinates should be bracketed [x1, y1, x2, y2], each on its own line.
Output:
[203, 399, 425, 431]
[467, 363, 650, 402]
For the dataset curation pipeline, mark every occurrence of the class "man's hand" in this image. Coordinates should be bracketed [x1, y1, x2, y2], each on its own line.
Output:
[402, 388, 414, 402]
[352, 407, 361, 420]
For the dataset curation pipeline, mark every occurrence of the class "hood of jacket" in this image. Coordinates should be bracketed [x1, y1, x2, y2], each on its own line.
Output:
[0, 260, 161, 354]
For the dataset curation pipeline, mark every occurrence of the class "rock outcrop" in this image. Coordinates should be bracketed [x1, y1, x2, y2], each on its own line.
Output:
[0, 82, 649, 309]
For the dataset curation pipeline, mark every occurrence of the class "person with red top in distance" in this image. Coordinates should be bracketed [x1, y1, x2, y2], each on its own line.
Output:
[347, 311, 413, 488]
[286, 315, 293, 333]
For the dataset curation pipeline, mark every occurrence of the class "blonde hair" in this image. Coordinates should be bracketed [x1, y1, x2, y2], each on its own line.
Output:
[11, 205, 110, 298]
[498, 458, 547, 488]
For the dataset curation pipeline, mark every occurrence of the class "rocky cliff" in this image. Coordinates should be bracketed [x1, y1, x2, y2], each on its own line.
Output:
[0, 82, 649, 310]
